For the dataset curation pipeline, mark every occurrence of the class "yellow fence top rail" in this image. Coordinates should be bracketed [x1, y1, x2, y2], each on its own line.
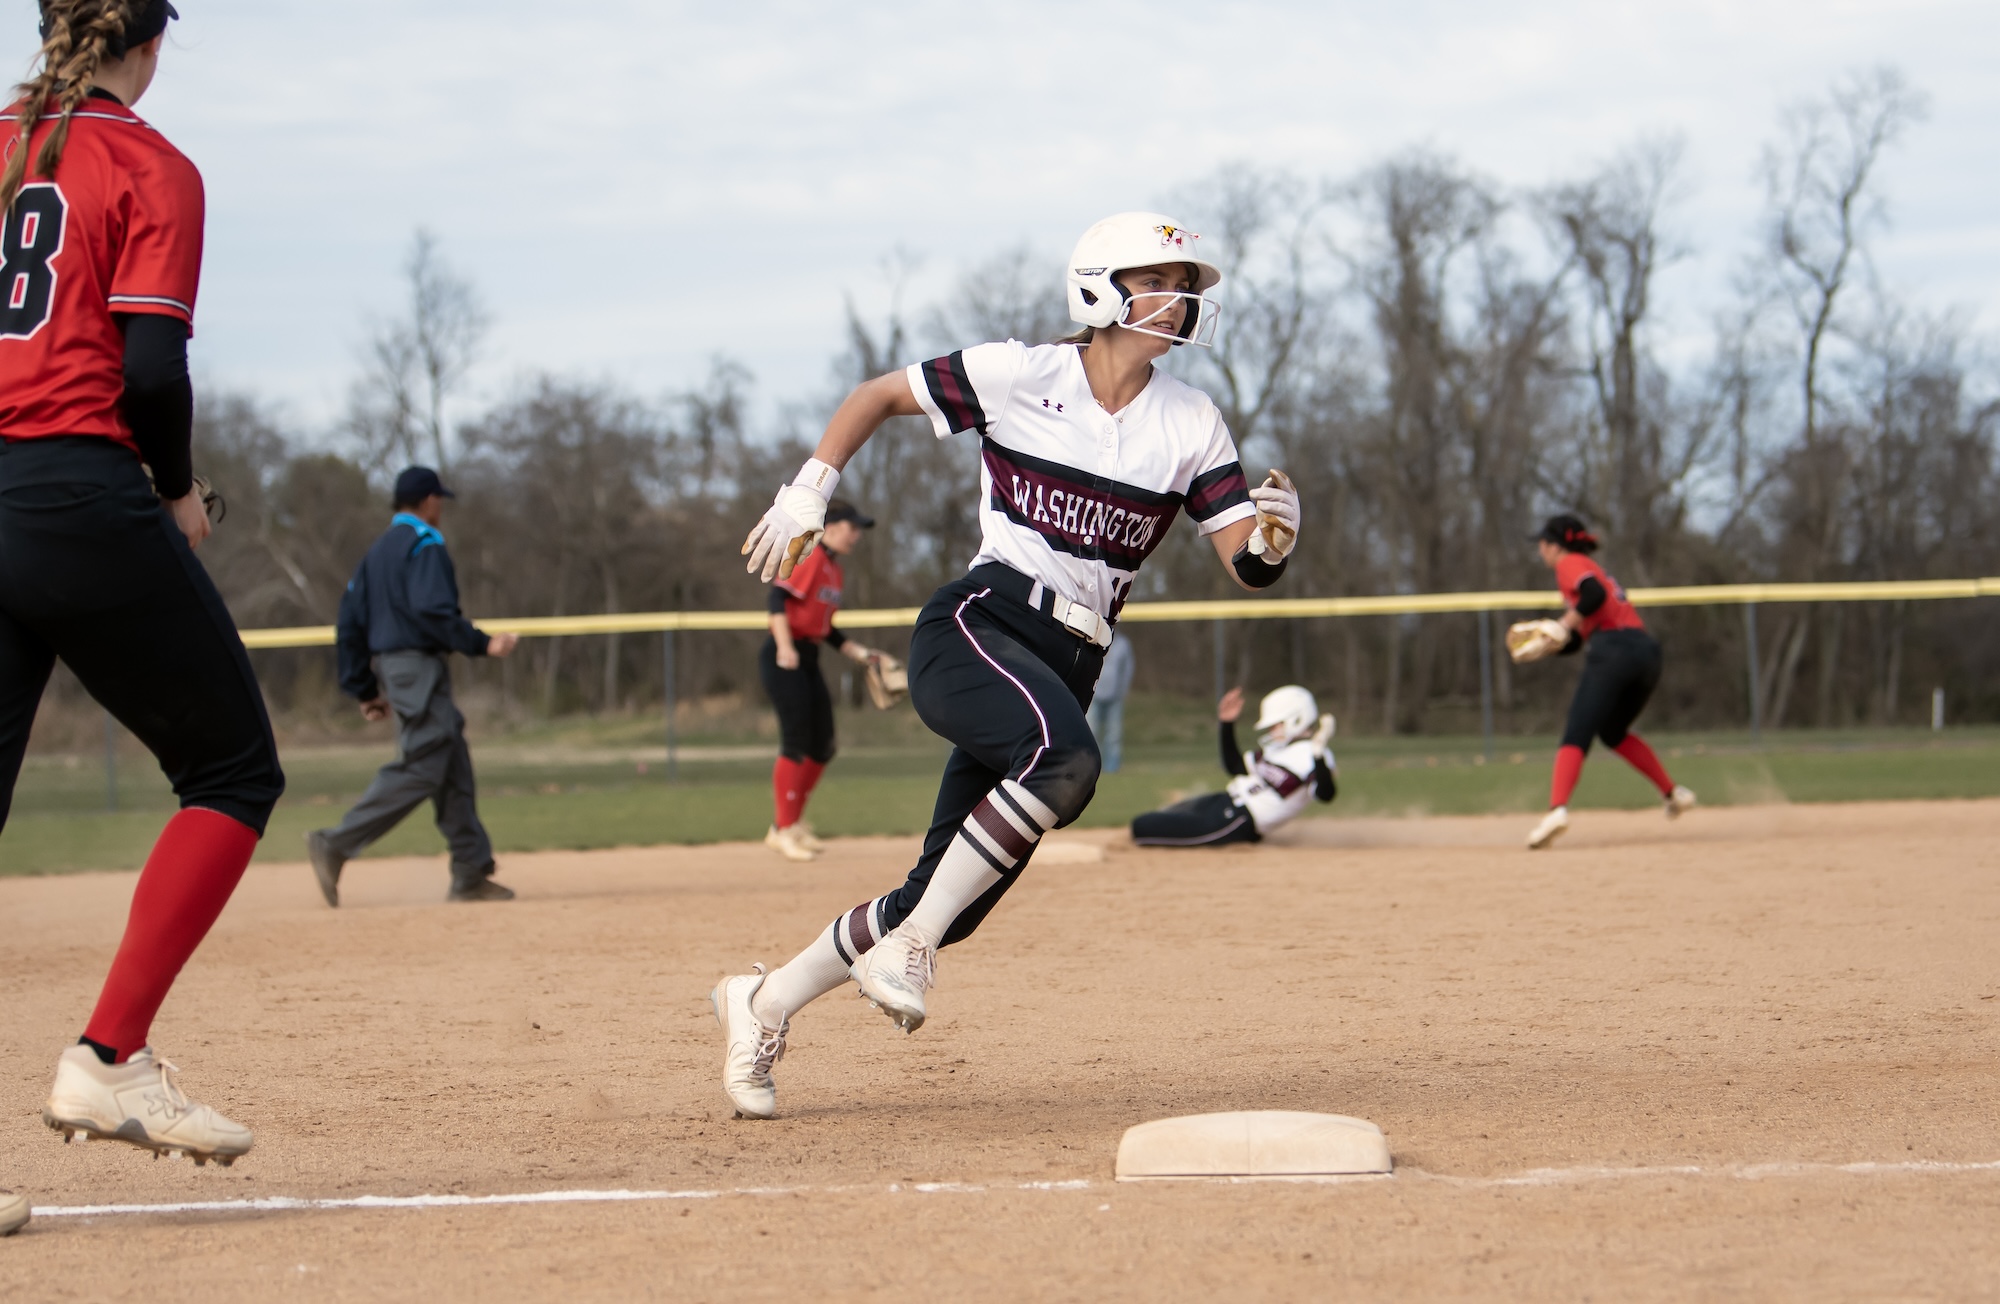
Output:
[234, 577, 2000, 651]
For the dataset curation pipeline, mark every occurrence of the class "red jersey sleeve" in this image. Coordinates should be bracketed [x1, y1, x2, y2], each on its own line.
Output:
[1554, 553, 1592, 608]
[106, 146, 203, 326]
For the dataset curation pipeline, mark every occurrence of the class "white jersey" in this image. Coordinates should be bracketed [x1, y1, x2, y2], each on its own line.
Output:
[906, 340, 1256, 621]
[1227, 738, 1334, 834]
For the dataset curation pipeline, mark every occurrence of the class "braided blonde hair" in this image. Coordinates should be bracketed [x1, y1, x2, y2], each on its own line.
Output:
[1, 0, 139, 217]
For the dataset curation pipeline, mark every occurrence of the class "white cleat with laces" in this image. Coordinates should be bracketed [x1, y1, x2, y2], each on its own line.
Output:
[1526, 805, 1570, 850]
[1665, 785, 1697, 819]
[711, 966, 788, 1119]
[43, 1045, 253, 1165]
[0, 1189, 28, 1237]
[852, 923, 936, 1033]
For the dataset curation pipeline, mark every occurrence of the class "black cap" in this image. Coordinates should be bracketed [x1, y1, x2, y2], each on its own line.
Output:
[43, 0, 178, 58]
[1534, 513, 1598, 553]
[393, 466, 454, 507]
[825, 499, 874, 528]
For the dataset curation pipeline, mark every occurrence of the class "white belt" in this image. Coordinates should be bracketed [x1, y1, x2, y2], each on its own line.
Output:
[1026, 580, 1114, 649]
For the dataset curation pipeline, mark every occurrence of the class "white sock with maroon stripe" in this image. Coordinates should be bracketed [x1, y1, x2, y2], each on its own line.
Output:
[902, 780, 1057, 948]
[752, 897, 887, 1025]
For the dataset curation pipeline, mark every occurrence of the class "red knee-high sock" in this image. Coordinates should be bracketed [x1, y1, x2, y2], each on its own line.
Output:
[1611, 734, 1675, 797]
[84, 808, 259, 1061]
[1550, 745, 1587, 809]
[773, 757, 808, 828]
[796, 758, 827, 814]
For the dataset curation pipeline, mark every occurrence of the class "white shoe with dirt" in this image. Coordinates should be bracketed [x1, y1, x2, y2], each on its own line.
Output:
[710, 967, 788, 1119]
[1527, 806, 1570, 850]
[764, 824, 818, 863]
[0, 1190, 27, 1237]
[852, 924, 936, 1033]
[1665, 785, 1697, 819]
[43, 1045, 253, 1165]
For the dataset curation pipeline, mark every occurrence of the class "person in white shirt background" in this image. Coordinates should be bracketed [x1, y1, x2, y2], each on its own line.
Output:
[1086, 631, 1135, 773]
[706, 210, 1303, 1119]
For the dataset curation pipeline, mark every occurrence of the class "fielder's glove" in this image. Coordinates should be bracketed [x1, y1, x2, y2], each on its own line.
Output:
[742, 458, 840, 582]
[1506, 618, 1571, 664]
[1247, 469, 1299, 560]
[864, 652, 908, 710]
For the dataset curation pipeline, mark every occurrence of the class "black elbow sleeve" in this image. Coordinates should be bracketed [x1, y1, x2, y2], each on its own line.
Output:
[118, 314, 194, 500]
[1231, 543, 1287, 589]
[1574, 576, 1607, 617]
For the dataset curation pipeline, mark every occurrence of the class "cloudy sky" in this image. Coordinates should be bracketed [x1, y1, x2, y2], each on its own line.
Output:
[4, 0, 1994, 430]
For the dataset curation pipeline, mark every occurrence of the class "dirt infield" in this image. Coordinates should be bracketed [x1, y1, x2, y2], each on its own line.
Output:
[3, 800, 1997, 1301]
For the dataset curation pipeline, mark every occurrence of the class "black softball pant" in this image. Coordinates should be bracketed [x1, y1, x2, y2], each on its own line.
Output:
[1561, 628, 1663, 752]
[0, 437, 285, 833]
[1131, 791, 1259, 847]
[758, 637, 836, 764]
[876, 565, 1105, 947]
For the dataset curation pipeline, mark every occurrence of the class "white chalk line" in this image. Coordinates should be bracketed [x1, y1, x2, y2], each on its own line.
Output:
[28, 1159, 2000, 1220]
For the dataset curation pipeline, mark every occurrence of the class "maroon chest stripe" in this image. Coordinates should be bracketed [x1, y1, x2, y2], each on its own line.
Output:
[980, 439, 1183, 569]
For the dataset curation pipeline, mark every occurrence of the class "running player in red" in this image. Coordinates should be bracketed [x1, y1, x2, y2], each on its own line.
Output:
[761, 499, 892, 862]
[1520, 514, 1695, 849]
[709, 211, 1303, 1119]
[2, 0, 284, 1175]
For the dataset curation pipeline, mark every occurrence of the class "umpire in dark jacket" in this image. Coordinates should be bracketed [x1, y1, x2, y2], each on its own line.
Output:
[306, 467, 519, 906]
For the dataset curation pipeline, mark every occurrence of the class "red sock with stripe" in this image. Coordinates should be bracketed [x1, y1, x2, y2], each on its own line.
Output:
[1611, 735, 1675, 797]
[84, 808, 259, 1061]
[1550, 745, 1586, 809]
[772, 757, 807, 828]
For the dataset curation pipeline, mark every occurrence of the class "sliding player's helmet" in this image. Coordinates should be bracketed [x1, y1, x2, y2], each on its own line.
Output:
[1066, 211, 1222, 347]
[1254, 685, 1319, 746]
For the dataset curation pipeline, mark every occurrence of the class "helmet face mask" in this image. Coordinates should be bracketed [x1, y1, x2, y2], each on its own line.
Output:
[1067, 211, 1224, 349]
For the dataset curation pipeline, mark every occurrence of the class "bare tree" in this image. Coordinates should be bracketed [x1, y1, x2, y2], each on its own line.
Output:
[347, 229, 490, 473]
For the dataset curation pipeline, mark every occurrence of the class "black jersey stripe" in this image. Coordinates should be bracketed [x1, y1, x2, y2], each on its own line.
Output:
[1187, 461, 1251, 521]
[920, 352, 988, 435]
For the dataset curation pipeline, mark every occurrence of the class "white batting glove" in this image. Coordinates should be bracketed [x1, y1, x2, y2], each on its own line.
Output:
[1311, 713, 1336, 751]
[1247, 469, 1299, 561]
[742, 458, 840, 582]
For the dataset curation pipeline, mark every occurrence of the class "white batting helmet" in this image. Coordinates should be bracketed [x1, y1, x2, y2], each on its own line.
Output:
[1254, 685, 1319, 745]
[1066, 212, 1223, 347]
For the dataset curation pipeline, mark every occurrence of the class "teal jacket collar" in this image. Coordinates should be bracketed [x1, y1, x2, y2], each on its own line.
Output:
[392, 512, 445, 554]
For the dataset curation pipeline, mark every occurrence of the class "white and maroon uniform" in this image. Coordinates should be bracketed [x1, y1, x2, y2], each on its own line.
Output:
[907, 340, 1255, 623]
[1228, 737, 1330, 834]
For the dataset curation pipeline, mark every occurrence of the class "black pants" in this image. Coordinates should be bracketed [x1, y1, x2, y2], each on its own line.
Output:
[0, 437, 285, 833]
[1561, 628, 1663, 752]
[876, 565, 1105, 947]
[1131, 791, 1260, 847]
[758, 637, 836, 763]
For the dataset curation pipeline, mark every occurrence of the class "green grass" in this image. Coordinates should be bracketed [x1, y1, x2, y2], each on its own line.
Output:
[6, 721, 1999, 876]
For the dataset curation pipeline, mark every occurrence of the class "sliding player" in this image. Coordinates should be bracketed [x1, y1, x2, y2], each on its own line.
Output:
[710, 212, 1302, 1117]
[1130, 685, 1335, 846]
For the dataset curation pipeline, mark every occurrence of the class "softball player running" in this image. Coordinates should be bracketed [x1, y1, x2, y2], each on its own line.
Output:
[1130, 685, 1336, 846]
[1, 0, 283, 1169]
[711, 212, 1302, 1118]
[1513, 514, 1695, 849]
[761, 498, 890, 862]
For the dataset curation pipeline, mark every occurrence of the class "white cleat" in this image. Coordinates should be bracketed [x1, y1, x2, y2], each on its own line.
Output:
[43, 1045, 253, 1166]
[764, 824, 818, 863]
[1665, 785, 1697, 819]
[852, 924, 936, 1034]
[1526, 805, 1570, 850]
[710, 966, 787, 1120]
[0, 1190, 27, 1237]
[792, 821, 826, 853]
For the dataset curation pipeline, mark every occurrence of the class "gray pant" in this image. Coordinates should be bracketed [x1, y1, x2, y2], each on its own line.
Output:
[323, 651, 494, 884]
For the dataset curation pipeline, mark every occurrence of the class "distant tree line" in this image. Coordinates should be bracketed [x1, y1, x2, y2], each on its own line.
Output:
[71, 66, 2000, 740]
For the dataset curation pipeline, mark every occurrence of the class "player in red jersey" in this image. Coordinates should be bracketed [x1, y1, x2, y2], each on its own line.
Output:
[1, 0, 284, 1177]
[1521, 514, 1695, 849]
[760, 499, 890, 862]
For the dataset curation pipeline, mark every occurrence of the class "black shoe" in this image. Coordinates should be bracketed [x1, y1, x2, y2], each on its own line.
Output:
[447, 878, 515, 903]
[306, 831, 344, 908]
